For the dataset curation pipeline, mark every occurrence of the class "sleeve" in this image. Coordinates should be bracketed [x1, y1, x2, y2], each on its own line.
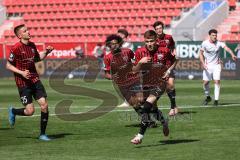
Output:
[200, 41, 205, 52]
[219, 42, 226, 48]
[128, 49, 135, 60]
[103, 55, 111, 71]
[33, 43, 41, 62]
[7, 48, 17, 66]
[169, 36, 175, 50]
[134, 49, 141, 65]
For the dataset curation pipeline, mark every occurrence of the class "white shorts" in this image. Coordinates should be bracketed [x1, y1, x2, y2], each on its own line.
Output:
[203, 64, 221, 81]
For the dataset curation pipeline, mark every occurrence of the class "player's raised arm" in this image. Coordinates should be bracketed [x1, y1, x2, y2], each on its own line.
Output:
[223, 45, 237, 61]
[39, 46, 54, 60]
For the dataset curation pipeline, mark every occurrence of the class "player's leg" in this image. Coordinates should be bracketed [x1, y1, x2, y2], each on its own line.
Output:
[213, 64, 221, 106]
[166, 77, 179, 116]
[37, 97, 50, 140]
[131, 87, 169, 144]
[8, 86, 34, 126]
[33, 81, 50, 141]
[117, 99, 130, 108]
[131, 95, 155, 144]
[202, 69, 212, 105]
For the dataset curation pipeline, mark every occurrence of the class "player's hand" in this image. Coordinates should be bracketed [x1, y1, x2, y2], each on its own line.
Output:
[139, 57, 151, 63]
[46, 46, 54, 54]
[202, 64, 208, 70]
[21, 70, 31, 79]
[232, 55, 237, 61]
[162, 69, 171, 79]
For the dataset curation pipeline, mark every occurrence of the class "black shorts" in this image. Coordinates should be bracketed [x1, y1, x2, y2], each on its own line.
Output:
[118, 83, 142, 102]
[143, 86, 165, 100]
[169, 69, 176, 78]
[18, 81, 47, 106]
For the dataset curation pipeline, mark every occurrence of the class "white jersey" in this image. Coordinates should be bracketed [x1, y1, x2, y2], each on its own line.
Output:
[122, 41, 134, 51]
[200, 40, 226, 65]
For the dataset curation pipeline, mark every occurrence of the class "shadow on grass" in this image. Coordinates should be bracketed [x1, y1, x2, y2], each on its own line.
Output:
[0, 128, 12, 130]
[48, 133, 75, 139]
[125, 123, 141, 128]
[178, 111, 197, 115]
[16, 133, 75, 140]
[135, 139, 199, 148]
[220, 102, 240, 106]
[159, 139, 200, 145]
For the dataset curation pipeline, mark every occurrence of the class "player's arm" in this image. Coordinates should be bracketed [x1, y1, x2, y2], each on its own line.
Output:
[199, 49, 207, 70]
[223, 45, 237, 61]
[162, 57, 178, 78]
[39, 46, 54, 60]
[104, 70, 112, 80]
[6, 61, 30, 79]
[132, 57, 151, 72]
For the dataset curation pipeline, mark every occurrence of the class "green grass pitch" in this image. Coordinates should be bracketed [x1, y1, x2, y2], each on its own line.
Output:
[0, 79, 240, 160]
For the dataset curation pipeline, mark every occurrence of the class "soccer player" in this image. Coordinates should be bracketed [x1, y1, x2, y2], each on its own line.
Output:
[199, 29, 237, 106]
[6, 24, 54, 141]
[153, 21, 179, 116]
[117, 29, 134, 108]
[104, 34, 149, 114]
[130, 30, 177, 144]
[117, 29, 134, 51]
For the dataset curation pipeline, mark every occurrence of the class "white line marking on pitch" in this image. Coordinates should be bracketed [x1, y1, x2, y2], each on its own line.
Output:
[0, 103, 237, 118]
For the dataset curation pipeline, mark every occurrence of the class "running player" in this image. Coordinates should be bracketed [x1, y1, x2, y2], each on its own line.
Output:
[117, 29, 134, 108]
[153, 21, 179, 116]
[130, 30, 177, 144]
[6, 24, 54, 141]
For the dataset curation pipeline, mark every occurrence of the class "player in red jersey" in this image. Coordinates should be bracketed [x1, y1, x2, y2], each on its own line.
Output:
[104, 34, 149, 111]
[6, 24, 54, 141]
[131, 30, 178, 144]
[153, 21, 179, 116]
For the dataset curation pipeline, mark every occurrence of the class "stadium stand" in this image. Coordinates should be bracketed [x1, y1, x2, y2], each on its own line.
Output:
[0, 0, 199, 42]
[219, 5, 240, 42]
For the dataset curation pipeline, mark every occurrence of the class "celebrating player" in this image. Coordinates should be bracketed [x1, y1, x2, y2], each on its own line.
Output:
[130, 30, 178, 144]
[116, 29, 134, 108]
[199, 29, 237, 106]
[153, 21, 179, 116]
[6, 24, 54, 141]
[104, 34, 150, 114]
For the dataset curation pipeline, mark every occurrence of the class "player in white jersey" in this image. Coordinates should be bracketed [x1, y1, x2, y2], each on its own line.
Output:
[199, 29, 237, 106]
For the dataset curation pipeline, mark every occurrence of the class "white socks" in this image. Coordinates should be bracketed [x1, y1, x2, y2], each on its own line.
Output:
[214, 84, 220, 101]
[137, 133, 144, 140]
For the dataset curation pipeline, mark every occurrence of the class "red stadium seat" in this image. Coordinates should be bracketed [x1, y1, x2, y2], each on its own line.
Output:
[1, 0, 200, 42]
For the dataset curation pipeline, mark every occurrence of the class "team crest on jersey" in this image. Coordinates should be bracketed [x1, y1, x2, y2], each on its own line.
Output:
[123, 56, 128, 62]
[32, 48, 36, 54]
[165, 39, 170, 45]
[9, 53, 14, 61]
[157, 54, 163, 61]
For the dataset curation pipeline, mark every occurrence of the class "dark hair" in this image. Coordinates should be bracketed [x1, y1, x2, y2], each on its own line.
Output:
[14, 24, 25, 37]
[105, 34, 123, 46]
[208, 29, 218, 35]
[144, 30, 157, 39]
[117, 29, 129, 38]
[153, 21, 164, 29]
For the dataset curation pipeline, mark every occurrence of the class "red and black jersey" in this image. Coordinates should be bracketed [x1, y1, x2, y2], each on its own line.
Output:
[156, 33, 175, 51]
[135, 46, 175, 68]
[8, 41, 41, 88]
[103, 48, 140, 87]
[135, 46, 175, 86]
